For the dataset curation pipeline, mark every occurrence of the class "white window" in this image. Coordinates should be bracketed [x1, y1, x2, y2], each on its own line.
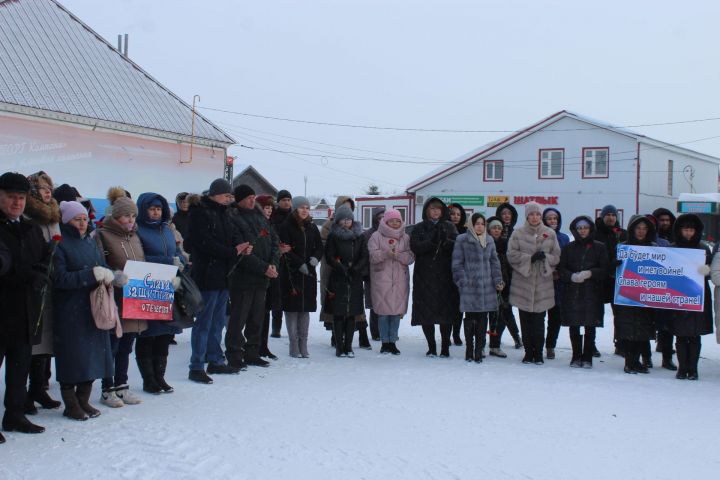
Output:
[394, 207, 408, 222]
[362, 207, 374, 229]
[484, 160, 503, 182]
[583, 148, 609, 178]
[539, 149, 564, 179]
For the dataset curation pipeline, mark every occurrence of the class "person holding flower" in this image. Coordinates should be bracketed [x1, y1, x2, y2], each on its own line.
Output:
[368, 209, 414, 354]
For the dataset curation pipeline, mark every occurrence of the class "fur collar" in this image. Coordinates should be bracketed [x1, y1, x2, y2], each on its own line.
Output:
[331, 221, 363, 240]
[24, 195, 61, 225]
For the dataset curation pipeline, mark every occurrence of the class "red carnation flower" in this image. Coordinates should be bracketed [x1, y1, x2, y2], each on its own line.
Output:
[487, 330, 498, 337]
[290, 288, 299, 297]
[389, 239, 395, 245]
[328, 292, 336, 300]
[51, 234, 63, 243]
[542, 233, 548, 239]
[335, 256, 341, 262]
[260, 228, 268, 237]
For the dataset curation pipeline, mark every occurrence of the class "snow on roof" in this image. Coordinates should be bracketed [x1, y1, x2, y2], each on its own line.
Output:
[0, 0, 235, 145]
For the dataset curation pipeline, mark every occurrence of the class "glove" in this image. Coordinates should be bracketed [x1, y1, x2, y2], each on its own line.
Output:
[171, 276, 181, 289]
[698, 264, 711, 276]
[495, 282, 505, 291]
[93, 266, 114, 285]
[112, 271, 129, 287]
[298, 263, 310, 276]
[571, 272, 586, 283]
[530, 251, 546, 263]
[580, 270, 592, 281]
[172, 257, 184, 271]
[613, 259, 623, 267]
[308, 257, 319, 267]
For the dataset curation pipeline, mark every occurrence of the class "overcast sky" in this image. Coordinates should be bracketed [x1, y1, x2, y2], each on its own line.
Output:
[62, 0, 720, 197]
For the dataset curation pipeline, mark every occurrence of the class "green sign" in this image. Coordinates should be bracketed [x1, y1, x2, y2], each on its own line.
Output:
[436, 195, 485, 206]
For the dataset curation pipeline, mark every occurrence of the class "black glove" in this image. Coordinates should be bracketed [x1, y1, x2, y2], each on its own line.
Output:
[530, 251, 546, 263]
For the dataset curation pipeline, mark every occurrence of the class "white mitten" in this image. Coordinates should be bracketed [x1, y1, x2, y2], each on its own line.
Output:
[698, 264, 711, 276]
[571, 272, 585, 283]
[299, 263, 310, 276]
[93, 266, 114, 285]
[172, 257, 184, 271]
[580, 270, 592, 281]
[171, 276, 181, 290]
[308, 257, 319, 267]
[112, 271, 129, 287]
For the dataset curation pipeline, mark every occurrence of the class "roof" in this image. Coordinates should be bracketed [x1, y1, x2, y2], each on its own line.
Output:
[0, 0, 235, 145]
[232, 164, 278, 195]
[406, 110, 720, 192]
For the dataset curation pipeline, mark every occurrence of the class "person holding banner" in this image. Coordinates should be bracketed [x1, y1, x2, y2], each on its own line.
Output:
[557, 216, 608, 368]
[671, 214, 713, 380]
[507, 201, 561, 365]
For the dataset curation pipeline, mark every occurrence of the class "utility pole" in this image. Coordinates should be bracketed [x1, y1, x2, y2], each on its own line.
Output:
[304, 176, 307, 197]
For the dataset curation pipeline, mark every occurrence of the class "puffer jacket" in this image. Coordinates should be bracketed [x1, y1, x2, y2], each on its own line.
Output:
[368, 218, 414, 316]
[324, 220, 368, 317]
[452, 230, 502, 313]
[319, 195, 356, 323]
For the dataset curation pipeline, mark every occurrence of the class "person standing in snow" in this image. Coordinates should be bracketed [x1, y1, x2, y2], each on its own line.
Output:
[649, 209, 678, 371]
[277, 196, 323, 358]
[542, 207, 570, 360]
[324, 206, 368, 358]
[172, 192, 191, 244]
[507, 201, 561, 365]
[270, 189, 293, 338]
[362, 207, 385, 342]
[496, 202, 518, 242]
[410, 197, 459, 357]
[452, 213, 503, 363]
[448, 203, 467, 346]
[256, 194, 280, 360]
[368, 209, 414, 355]
[557, 216, 607, 368]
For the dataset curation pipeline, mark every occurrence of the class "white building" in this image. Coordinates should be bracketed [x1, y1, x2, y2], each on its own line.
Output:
[400, 111, 720, 229]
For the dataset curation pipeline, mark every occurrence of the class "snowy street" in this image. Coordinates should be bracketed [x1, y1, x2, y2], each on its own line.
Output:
[2, 306, 719, 480]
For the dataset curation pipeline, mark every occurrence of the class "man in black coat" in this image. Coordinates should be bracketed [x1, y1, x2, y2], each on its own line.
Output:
[226, 185, 279, 368]
[187, 179, 248, 384]
[0, 172, 50, 441]
[269, 190, 292, 337]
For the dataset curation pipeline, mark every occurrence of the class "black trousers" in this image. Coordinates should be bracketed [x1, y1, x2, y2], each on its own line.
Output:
[676, 336, 702, 375]
[464, 312, 489, 354]
[657, 330, 674, 360]
[333, 316, 356, 353]
[519, 310, 546, 358]
[227, 288, 266, 363]
[623, 340, 645, 369]
[369, 310, 379, 340]
[453, 312, 463, 340]
[28, 353, 52, 392]
[261, 310, 272, 354]
[569, 326, 596, 361]
[271, 309, 283, 335]
[545, 305, 562, 349]
[0, 343, 32, 420]
[421, 324, 452, 350]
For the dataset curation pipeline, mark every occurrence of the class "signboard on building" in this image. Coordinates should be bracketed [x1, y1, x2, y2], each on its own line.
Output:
[486, 195, 510, 207]
[513, 196, 559, 205]
[436, 195, 485, 206]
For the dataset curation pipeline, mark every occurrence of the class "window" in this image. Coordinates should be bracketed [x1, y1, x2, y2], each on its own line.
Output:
[394, 207, 408, 222]
[362, 206, 381, 229]
[667, 159, 674, 196]
[582, 147, 609, 178]
[484, 160, 503, 182]
[539, 149, 564, 179]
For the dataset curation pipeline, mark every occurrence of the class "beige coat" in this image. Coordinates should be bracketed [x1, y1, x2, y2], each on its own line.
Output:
[507, 222, 561, 313]
[710, 250, 720, 344]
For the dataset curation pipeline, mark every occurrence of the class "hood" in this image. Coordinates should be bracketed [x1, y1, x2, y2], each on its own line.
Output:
[447, 203, 467, 231]
[136, 192, 172, 225]
[369, 207, 386, 231]
[626, 215, 656, 245]
[23, 195, 61, 226]
[652, 208, 676, 225]
[495, 202, 518, 227]
[378, 216, 405, 240]
[421, 196, 450, 222]
[595, 215, 622, 235]
[334, 195, 355, 211]
[569, 215, 596, 243]
[672, 213, 703, 247]
[542, 207, 563, 232]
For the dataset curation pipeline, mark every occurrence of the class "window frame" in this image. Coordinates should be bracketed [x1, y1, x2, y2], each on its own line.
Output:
[538, 148, 565, 179]
[361, 205, 383, 229]
[483, 160, 504, 182]
[582, 147, 610, 179]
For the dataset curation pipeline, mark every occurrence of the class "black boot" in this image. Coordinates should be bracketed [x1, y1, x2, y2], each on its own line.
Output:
[675, 341, 689, 379]
[439, 337, 450, 358]
[380, 342, 390, 354]
[75, 382, 101, 418]
[153, 356, 174, 393]
[570, 332, 582, 368]
[358, 327, 372, 350]
[137, 357, 162, 394]
[453, 314, 463, 346]
[28, 355, 61, 410]
[2, 413, 46, 433]
[389, 343, 401, 355]
[687, 338, 701, 380]
[661, 351, 678, 371]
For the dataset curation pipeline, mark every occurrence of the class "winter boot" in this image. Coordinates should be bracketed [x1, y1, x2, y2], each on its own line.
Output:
[75, 382, 100, 418]
[675, 341, 688, 379]
[688, 338, 701, 380]
[641, 341, 653, 368]
[188, 369, 213, 384]
[390, 343, 401, 355]
[153, 356, 174, 393]
[546, 348, 556, 360]
[661, 351, 678, 371]
[136, 357, 162, 394]
[381, 343, 391, 354]
[61, 386, 88, 421]
[358, 327, 372, 350]
[439, 339, 450, 358]
[2, 413, 45, 433]
[28, 356, 61, 410]
[24, 395, 38, 415]
[570, 333, 582, 367]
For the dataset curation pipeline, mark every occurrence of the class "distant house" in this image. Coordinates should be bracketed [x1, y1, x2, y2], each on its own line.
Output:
[0, 0, 234, 212]
[231, 164, 278, 197]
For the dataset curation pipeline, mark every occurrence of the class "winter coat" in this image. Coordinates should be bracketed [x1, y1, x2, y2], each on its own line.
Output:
[447, 203, 467, 235]
[52, 223, 113, 384]
[324, 221, 368, 318]
[319, 195, 355, 323]
[487, 216, 512, 300]
[172, 210, 190, 243]
[557, 216, 608, 327]
[543, 207, 570, 308]
[187, 195, 237, 291]
[0, 238, 10, 276]
[507, 222, 561, 313]
[95, 216, 148, 334]
[135, 193, 181, 336]
[495, 202, 518, 241]
[368, 218, 414, 316]
[652, 207, 676, 243]
[711, 243, 720, 344]
[670, 214, 713, 338]
[451, 231, 502, 313]
[613, 216, 657, 341]
[227, 204, 279, 291]
[277, 211, 323, 312]
[410, 197, 459, 326]
[0, 215, 50, 347]
[362, 207, 386, 309]
[594, 217, 628, 303]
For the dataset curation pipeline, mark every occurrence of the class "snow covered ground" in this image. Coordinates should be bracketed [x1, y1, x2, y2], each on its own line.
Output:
[2, 305, 720, 480]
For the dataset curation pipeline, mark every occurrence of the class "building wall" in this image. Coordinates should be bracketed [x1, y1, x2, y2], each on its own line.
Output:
[0, 114, 225, 211]
[413, 116, 638, 229]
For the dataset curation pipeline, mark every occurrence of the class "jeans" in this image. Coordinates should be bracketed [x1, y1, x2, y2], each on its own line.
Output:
[189, 290, 229, 371]
[378, 315, 401, 342]
[102, 333, 137, 390]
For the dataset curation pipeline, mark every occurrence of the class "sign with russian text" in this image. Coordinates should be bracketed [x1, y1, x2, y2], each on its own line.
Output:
[613, 245, 704, 311]
[122, 260, 178, 320]
[486, 195, 510, 207]
[436, 195, 485, 206]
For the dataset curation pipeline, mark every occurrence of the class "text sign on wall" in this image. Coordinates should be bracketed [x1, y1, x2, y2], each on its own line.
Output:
[122, 260, 178, 320]
[436, 195, 485, 206]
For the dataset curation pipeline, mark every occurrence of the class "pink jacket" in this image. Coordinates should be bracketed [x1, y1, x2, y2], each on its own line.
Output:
[368, 220, 415, 316]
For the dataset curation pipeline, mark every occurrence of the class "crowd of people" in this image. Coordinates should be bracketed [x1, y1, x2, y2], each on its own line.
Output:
[0, 170, 717, 445]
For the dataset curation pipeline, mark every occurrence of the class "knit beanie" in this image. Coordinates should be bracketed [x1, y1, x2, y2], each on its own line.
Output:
[524, 201, 542, 218]
[233, 184, 256, 202]
[256, 194, 275, 208]
[60, 201, 88, 224]
[488, 218, 503, 230]
[292, 196, 310, 210]
[208, 178, 232, 196]
[276, 189, 292, 202]
[383, 209, 402, 223]
[600, 204, 618, 218]
[334, 205, 354, 223]
[112, 196, 138, 219]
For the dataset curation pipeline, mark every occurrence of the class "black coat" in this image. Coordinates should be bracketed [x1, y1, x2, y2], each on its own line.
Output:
[188, 196, 237, 291]
[0, 215, 50, 346]
[324, 222, 368, 317]
[172, 210, 190, 242]
[594, 217, 628, 303]
[558, 216, 608, 327]
[487, 216, 512, 300]
[410, 197, 459, 326]
[668, 214, 713, 337]
[495, 202, 518, 241]
[52, 223, 113, 384]
[277, 212, 323, 312]
[227, 205, 279, 291]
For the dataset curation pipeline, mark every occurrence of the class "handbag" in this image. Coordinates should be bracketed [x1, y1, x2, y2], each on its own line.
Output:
[90, 282, 123, 338]
[168, 269, 204, 329]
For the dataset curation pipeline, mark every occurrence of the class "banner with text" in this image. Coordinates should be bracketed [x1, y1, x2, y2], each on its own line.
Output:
[613, 245, 704, 312]
[122, 260, 178, 320]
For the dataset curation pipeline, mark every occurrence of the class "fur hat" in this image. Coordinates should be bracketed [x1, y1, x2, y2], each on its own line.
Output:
[0, 172, 30, 193]
[256, 194, 275, 208]
[524, 201, 542, 218]
[60, 201, 88, 224]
